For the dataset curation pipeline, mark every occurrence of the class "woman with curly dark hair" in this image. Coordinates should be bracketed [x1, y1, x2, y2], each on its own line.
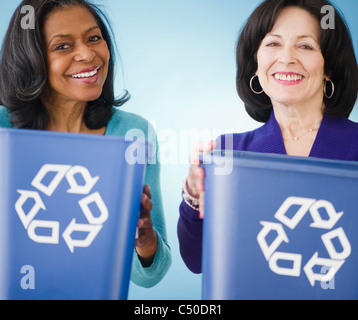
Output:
[178, 0, 358, 274]
[0, 0, 171, 288]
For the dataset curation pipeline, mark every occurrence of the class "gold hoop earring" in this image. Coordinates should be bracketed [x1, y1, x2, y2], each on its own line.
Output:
[324, 79, 335, 99]
[250, 75, 264, 95]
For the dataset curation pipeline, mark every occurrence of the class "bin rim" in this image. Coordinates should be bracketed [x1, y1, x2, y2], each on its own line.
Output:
[200, 150, 358, 179]
[0, 127, 147, 145]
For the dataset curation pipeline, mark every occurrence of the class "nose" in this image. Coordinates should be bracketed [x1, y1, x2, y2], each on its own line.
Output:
[74, 42, 96, 63]
[278, 45, 297, 66]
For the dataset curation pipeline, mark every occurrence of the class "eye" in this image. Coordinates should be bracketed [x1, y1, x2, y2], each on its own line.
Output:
[266, 42, 280, 47]
[299, 44, 314, 50]
[89, 35, 102, 42]
[55, 43, 71, 51]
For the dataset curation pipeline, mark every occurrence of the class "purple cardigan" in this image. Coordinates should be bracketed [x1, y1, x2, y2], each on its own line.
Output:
[178, 111, 358, 274]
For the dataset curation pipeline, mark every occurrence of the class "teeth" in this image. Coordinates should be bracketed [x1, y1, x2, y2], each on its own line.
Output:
[274, 73, 303, 81]
[72, 68, 99, 79]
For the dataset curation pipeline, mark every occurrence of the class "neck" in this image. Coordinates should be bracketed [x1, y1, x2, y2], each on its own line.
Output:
[43, 99, 106, 135]
[273, 102, 324, 139]
[44, 99, 87, 133]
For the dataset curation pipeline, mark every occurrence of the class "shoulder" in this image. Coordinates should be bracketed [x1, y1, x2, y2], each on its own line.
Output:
[0, 106, 12, 128]
[216, 124, 268, 151]
[312, 115, 358, 161]
[106, 108, 154, 138]
[341, 116, 358, 131]
[330, 115, 358, 127]
[323, 116, 358, 137]
[106, 108, 158, 162]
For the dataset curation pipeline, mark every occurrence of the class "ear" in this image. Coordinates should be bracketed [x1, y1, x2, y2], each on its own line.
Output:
[324, 71, 332, 81]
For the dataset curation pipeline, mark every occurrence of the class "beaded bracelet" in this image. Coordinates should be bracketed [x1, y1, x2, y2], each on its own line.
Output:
[182, 177, 200, 211]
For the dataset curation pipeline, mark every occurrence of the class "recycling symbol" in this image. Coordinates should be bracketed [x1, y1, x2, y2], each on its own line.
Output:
[14, 164, 108, 253]
[257, 196, 351, 286]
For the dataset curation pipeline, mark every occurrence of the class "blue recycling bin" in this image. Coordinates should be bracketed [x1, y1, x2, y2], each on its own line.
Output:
[202, 150, 358, 300]
[0, 128, 149, 300]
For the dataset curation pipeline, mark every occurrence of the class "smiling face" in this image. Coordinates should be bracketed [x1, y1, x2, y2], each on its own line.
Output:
[256, 6, 326, 110]
[42, 5, 110, 107]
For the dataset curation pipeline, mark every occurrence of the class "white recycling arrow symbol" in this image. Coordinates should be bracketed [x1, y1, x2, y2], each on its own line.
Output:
[15, 190, 46, 229]
[269, 252, 302, 277]
[66, 166, 99, 195]
[309, 200, 344, 230]
[321, 227, 351, 260]
[27, 220, 60, 245]
[31, 164, 71, 197]
[257, 221, 289, 261]
[62, 219, 103, 253]
[14, 164, 108, 253]
[274, 196, 316, 230]
[79, 192, 109, 225]
[303, 252, 345, 287]
[257, 196, 351, 287]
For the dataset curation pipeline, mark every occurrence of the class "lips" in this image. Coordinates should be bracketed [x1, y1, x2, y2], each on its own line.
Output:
[68, 66, 101, 79]
[273, 72, 304, 83]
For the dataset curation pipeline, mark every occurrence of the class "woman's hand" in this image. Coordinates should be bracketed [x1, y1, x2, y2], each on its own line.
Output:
[136, 185, 158, 267]
[186, 140, 216, 218]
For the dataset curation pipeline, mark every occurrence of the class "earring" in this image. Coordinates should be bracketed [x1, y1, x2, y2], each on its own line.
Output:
[324, 79, 335, 99]
[250, 75, 264, 94]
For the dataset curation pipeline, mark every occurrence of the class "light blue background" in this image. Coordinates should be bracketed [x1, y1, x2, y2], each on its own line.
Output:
[0, 0, 357, 300]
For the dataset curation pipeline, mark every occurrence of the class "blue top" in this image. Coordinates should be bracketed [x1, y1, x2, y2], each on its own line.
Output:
[216, 110, 358, 160]
[178, 110, 358, 274]
[0, 106, 171, 288]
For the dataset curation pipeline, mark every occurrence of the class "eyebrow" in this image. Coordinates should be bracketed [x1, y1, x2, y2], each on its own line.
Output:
[47, 25, 100, 47]
[266, 33, 319, 44]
